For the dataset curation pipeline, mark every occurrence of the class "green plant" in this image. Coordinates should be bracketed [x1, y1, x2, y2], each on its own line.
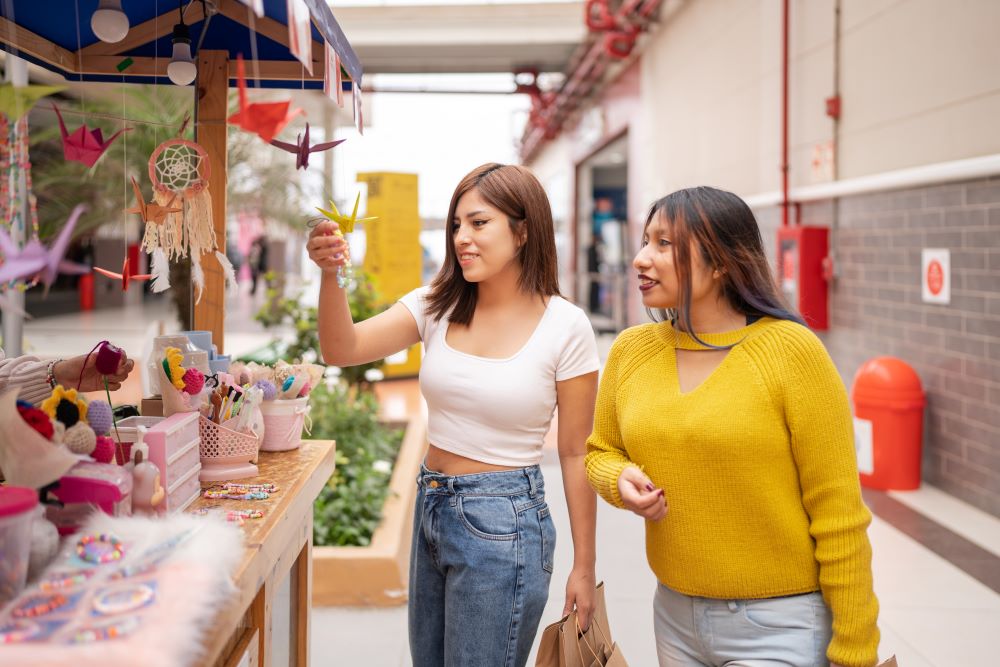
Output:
[310, 381, 403, 546]
[254, 269, 388, 391]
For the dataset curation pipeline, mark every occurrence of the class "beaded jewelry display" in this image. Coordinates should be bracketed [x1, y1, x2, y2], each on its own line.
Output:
[11, 592, 68, 618]
[76, 534, 125, 565]
[70, 615, 140, 644]
[92, 583, 155, 616]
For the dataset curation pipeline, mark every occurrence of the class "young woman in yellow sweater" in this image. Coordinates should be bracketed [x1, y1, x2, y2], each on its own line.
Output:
[585, 186, 880, 667]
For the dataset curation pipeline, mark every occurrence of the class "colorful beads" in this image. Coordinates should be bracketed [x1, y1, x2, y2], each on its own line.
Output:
[38, 569, 95, 592]
[11, 592, 67, 618]
[70, 615, 140, 644]
[92, 583, 155, 615]
[202, 489, 269, 500]
[75, 534, 125, 565]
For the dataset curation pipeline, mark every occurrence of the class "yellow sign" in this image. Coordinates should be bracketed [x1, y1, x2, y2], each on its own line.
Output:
[357, 172, 422, 377]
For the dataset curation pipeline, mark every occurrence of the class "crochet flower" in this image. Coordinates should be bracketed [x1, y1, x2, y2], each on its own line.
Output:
[162, 347, 186, 390]
[40, 385, 88, 428]
[181, 367, 205, 395]
[16, 401, 55, 440]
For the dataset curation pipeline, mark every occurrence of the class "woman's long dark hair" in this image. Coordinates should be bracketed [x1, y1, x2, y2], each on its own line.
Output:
[646, 186, 803, 342]
[426, 163, 561, 325]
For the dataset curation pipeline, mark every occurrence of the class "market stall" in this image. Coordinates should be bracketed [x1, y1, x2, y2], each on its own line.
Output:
[0, 2, 362, 665]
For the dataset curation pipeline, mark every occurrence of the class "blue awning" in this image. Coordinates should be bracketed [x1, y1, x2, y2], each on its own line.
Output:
[0, 0, 361, 90]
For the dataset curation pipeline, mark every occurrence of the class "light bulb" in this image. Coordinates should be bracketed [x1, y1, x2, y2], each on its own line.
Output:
[91, 0, 129, 44]
[167, 23, 197, 86]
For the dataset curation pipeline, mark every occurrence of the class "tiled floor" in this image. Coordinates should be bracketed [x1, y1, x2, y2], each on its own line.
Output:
[15, 295, 1000, 666]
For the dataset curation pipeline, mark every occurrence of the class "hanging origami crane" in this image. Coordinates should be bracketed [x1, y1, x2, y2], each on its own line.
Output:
[93, 257, 153, 292]
[270, 123, 345, 170]
[52, 104, 131, 168]
[125, 176, 181, 225]
[0, 83, 64, 120]
[228, 54, 303, 143]
[0, 204, 90, 296]
[315, 192, 377, 234]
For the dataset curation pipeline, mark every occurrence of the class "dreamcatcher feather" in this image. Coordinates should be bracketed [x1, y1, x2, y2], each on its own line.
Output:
[143, 137, 235, 302]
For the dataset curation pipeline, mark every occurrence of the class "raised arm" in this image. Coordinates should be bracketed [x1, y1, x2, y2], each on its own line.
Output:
[308, 219, 420, 366]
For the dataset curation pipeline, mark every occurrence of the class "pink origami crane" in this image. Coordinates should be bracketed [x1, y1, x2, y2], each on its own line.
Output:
[228, 54, 303, 143]
[94, 257, 152, 292]
[0, 204, 91, 297]
[270, 123, 345, 170]
[52, 104, 131, 168]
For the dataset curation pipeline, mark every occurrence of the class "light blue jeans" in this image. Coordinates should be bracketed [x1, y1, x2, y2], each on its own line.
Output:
[654, 583, 833, 666]
[408, 464, 555, 667]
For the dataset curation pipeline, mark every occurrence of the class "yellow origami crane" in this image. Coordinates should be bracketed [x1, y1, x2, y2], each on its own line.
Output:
[315, 192, 377, 234]
[0, 83, 65, 120]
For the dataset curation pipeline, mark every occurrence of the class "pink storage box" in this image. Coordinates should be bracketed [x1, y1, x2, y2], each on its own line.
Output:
[143, 412, 202, 513]
[47, 461, 133, 535]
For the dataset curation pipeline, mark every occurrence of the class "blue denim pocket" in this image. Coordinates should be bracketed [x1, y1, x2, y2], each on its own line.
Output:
[457, 495, 518, 541]
[538, 505, 556, 573]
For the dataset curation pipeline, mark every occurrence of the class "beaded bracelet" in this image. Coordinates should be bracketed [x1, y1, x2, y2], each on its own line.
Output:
[202, 489, 269, 500]
[11, 593, 68, 618]
[38, 569, 95, 592]
[45, 359, 63, 389]
[220, 482, 278, 494]
[76, 534, 125, 565]
[70, 616, 140, 644]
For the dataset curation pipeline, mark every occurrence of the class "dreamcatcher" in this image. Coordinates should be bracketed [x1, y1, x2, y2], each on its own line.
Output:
[142, 130, 234, 302]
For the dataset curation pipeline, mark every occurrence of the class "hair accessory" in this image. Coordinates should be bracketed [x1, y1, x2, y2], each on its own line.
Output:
[76, 534, 125, 565]
[11, 593, 68, 618]
[92, 583, 155, 615]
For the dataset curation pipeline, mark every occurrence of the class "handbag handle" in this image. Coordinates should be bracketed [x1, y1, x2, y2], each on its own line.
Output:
[574, 615, 611, 667]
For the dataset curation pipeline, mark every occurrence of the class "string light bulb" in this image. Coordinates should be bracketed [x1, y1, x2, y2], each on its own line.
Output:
[167, 3, 197, 86]
[91, 0, 130, 44]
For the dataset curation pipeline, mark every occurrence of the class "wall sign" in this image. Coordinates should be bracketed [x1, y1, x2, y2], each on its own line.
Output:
[921, 248, 950, 305]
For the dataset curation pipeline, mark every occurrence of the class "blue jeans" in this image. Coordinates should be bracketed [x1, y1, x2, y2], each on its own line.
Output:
[409, 464, 555, 667]
[654, 583, 833, 666]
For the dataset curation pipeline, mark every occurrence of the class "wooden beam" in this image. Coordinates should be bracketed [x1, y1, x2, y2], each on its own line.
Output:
[0, 17, 78, 71]
[216, 0, 324, 73]
[79, 3, 206, 57]
[193, 50, 228, 354]
[77, 56, 323, 81]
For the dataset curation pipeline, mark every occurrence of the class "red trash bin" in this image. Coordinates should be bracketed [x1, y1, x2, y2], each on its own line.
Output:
[850, 357, 925, 490]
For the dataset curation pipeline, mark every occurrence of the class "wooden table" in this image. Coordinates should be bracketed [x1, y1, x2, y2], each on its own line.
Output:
[188, 440, 336, 667]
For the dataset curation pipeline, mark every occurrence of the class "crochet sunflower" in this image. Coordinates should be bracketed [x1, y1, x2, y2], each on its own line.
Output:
[41, 385, 89, 428]
[162, 347, 187, 390]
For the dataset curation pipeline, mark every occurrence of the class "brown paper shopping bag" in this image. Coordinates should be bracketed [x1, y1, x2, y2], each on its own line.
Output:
[535, 582, 628, 667]
[878, 657, 898, 667]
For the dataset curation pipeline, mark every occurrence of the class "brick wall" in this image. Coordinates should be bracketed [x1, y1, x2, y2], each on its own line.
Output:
[754, 176, 1000, 517]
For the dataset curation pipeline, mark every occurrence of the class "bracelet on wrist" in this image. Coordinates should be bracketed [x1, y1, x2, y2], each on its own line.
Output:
[45, 359, 63, 389]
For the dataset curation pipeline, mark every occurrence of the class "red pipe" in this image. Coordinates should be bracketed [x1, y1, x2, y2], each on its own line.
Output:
[781, 0, 790, 226]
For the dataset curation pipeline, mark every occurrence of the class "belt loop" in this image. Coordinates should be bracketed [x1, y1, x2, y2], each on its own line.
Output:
[727, 600, 739, 613]
[447, 478, 456, 494]
[525, 468, 537, 499]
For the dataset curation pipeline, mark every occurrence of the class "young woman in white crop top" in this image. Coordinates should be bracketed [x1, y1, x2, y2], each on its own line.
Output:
[307, 163, 600, 666]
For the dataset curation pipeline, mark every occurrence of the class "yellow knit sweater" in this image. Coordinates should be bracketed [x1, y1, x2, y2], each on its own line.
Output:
[586, 318, 880, 667]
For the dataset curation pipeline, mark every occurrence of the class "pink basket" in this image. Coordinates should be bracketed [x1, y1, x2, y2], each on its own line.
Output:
[197, 416, 260, 481]
[259, 397, 311, 452]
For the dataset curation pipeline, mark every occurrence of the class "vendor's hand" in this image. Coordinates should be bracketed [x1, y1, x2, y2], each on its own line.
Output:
[307, 220, 348, 274]
[563, 566, 597, 632]
[618, 466, 667, 521]
[54, 350, 134, 392]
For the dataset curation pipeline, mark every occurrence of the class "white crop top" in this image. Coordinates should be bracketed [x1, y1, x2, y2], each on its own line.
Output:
[399, 286, 600, 467]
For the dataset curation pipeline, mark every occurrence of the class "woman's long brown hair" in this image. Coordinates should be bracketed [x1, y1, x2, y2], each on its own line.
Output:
[426, 163, 561, 325]
[646, 186, 803, 344]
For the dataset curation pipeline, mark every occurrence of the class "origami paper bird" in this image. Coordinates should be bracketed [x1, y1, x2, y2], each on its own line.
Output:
[315, 192, 377, 234]
[0, 204, 91, 295]
[94, 257, 153, 292]
[0, 83, 64, 120]
[52, 105, 132, 168]
[228, 54, 303, 144]
[125, 177, 181, 224]
[270, 123, 345, 170]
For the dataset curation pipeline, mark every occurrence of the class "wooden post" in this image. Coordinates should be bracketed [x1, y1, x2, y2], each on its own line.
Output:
[194, 50, 229, 353]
